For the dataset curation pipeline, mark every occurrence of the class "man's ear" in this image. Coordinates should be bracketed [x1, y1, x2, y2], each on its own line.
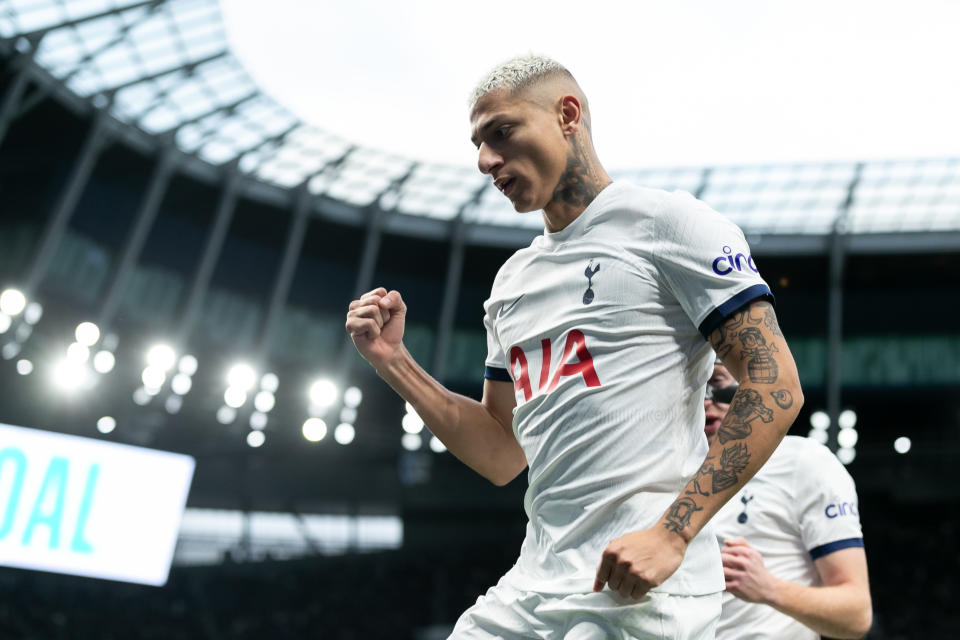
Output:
[559, 95, 583, 136]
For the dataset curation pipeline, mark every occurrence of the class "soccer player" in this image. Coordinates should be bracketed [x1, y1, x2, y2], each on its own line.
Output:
[346, 55, 804, 638]
[708, 362, 873, 639]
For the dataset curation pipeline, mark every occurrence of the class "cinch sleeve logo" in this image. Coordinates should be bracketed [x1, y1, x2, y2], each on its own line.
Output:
[712, 246, 759, 276]
[824, 501, 859, 518]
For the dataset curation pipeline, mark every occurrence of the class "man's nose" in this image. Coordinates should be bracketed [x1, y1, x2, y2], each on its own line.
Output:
[477, 143, 503, 175]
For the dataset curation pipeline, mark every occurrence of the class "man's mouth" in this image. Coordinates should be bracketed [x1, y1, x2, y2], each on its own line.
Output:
[495, 177, 516, 196]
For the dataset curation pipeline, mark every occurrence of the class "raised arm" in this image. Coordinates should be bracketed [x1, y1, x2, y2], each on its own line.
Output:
[594, 298, 803, 597]
[346, 287, 526, 485]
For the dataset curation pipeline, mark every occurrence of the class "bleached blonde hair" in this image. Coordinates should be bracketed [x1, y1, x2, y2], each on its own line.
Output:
[468, 54, 575, 109]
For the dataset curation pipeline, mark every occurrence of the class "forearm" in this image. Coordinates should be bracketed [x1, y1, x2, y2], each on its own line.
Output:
[660, 380, 802, 542]
[766, 578, 872, 638]
[378, 346, 525, 485]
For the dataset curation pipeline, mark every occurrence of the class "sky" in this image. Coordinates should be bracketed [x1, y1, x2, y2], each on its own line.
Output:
[221, 0, 960, 171]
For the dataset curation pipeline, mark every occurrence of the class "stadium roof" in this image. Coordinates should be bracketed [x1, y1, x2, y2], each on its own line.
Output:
[2, 0, 959, 241]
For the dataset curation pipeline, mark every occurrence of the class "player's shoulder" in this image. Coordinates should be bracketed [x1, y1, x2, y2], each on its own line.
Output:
[776, 435, 851, 476]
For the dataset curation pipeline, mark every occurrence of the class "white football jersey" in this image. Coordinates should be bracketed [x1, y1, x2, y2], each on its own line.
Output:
[714, 436, 865, 639]
[482, 182, 772, 596]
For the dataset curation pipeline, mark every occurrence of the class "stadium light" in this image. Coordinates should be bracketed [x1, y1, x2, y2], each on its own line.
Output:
[132, 387, 152, 406]
[836, 447, 856, 465]
[429, 436, 447, 453]
[260, 372, 279, 392]
[51, 359, 93, 392]
[92, 350, 116, 373]
[0, 289, 26, 315]
[809, 411, 830, 430]
[254, 390, 275, 413]
[16, 359, 33, 375]
[302, 418, 327, 442]
[246, 431, 265, 448]
[216, 406, 237, 425]
[806, 429, 828, 445]
[0, 313, 10, 334]
[309, 378, 339, 408]
[2, 343, 21, 360]
[343, 386, 363, 408]
[23, 302, 42, 325]
[224, 387, 247, 408]
[142, 365, 166, 390]
[838, 409, 857, 429]
[165, 395, 183, 414]
[146, 344, 176, 371]
[894, 436, 912, 454]
[227, 363, 257, 391]
[837, 427, 859, 448]
[401, 433, 422, 451]
[171, 373, 192, 395]
[402, 413, 424, 434]
[250, 411, 268, 430]
[75, 322, 100, 347]
[178, 354, 198, 376]
[334, 423, 355, 445]
[66, 342, 90, 363]
[96, 416, 116, 434]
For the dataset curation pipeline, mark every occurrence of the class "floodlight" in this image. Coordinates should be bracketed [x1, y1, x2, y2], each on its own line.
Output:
[402, 413, 424, 434]
[142, 365, 166, 390]
[807, 429, 828, 445]
[2, 343, 21, 360]
[836, 447, 856, 465]
[67, 342, 90, 363]
[171, 373, 192, 395]
[132, 387, 151, 406]
[51, 359, 92, 392]
[254, 390, 275, 413]
[401, 433, 422, 451]
[309, 378, 338, 407]
[429, 436, 446, 453]
[224, 387, 247, 408]
[165, 395, 183, 414]
[334, 423, 355, 445]
[250, 411, 268, 430]
[16, 359, 32, 375]
[97, 416, 116, 434]
[0, 289, 26, 315]
[809, 411, 830, 430]
[302, 418, 327, 442]
[894, 436, 911, 454]
[178, 354, 198, 376]
[93, 350, 116, 373]
[0, 313, 10, 334]
[216, 406, 237, 425]
[246, 431, 265, 448]
[146, 344, 176, 371]
[75, 322, 101, 346]
[837, 427, 858, 449]
[838, 409, 857, 429]
[23, 302, 42, 325]
[227, 363, 256, 390]
[343, 386, 363, 408]
[260, 372, 279, 392]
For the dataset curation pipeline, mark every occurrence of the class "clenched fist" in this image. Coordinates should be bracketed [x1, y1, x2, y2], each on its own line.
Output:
[345, 287, 407, 370]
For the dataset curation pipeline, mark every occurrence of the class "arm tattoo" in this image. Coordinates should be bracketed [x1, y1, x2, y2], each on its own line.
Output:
[663, 496, 703, 533]
[718, 389, 774, 444]
[709, 301, 784, 384]
[738, 327, 779, 384]
[687, 443, 752, 496]
[770, 389, 794, 409]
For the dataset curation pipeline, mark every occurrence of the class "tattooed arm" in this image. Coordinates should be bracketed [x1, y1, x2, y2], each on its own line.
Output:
[594, 299, 803, 599]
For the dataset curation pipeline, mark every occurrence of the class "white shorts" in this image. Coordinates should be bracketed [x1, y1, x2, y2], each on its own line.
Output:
[450, 581, 721, 640]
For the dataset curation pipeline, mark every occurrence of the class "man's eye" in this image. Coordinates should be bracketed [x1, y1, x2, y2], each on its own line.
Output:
[496, 126, 510, 137]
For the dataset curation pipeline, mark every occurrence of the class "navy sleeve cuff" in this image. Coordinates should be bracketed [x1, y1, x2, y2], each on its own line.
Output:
[484, 366, 512, 382]
[698, 284, 775, 338]
[809, 537, 864, 560]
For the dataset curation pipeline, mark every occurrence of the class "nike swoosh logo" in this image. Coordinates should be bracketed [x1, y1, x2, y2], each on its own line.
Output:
[497, 294, 525, 320]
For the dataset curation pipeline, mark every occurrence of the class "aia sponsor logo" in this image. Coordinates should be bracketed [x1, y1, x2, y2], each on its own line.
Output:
[712, 246, 759, 276]
[509, 329, 601, 402]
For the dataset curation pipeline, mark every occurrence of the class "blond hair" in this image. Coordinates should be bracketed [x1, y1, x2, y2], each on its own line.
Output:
[469, 54, 575, 109]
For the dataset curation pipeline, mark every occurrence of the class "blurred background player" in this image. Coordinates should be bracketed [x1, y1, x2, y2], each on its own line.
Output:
[707, 362, 873, 639]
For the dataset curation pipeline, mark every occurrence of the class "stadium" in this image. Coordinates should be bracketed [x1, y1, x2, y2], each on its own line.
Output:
[0, 1, 957, 638]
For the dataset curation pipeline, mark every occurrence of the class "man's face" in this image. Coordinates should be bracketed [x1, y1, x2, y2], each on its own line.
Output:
[469, 90, 570, 213]
[705, 363, 736, 445]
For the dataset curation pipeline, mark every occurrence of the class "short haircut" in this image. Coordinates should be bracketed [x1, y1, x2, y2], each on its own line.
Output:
[469, 54, 575, 109]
